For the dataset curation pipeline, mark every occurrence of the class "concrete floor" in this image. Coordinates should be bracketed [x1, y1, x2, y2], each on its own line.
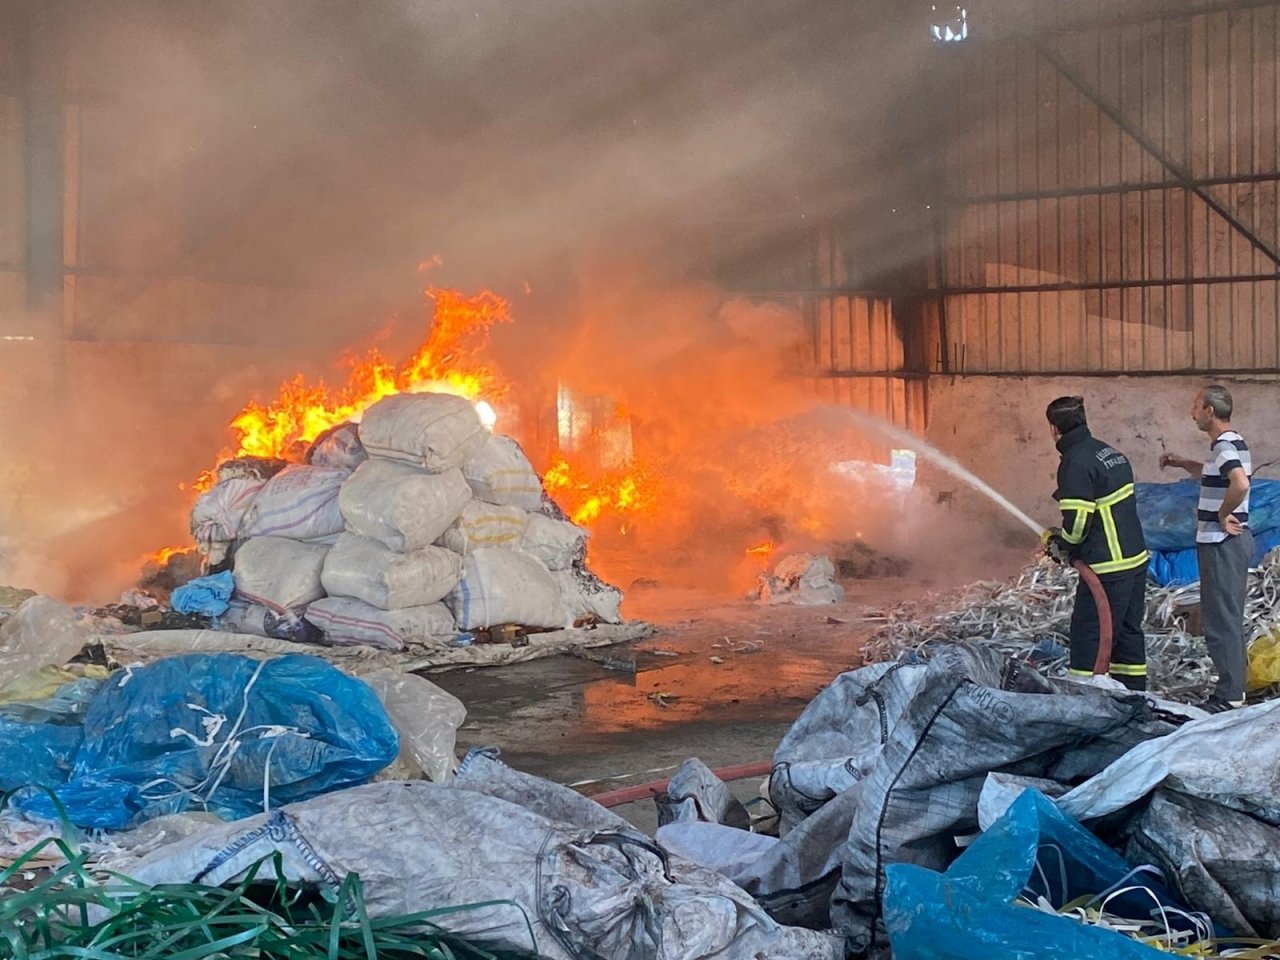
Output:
[431, 574, 990, 830]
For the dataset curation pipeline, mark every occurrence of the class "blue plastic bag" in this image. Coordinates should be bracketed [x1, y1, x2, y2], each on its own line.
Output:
[0, 718, 82, 793]
[16, 654, 398, 829]
[171, 570, 235, 618]
[884, 789, 1206, 960]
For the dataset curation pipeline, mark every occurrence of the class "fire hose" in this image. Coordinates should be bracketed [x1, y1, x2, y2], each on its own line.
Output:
[1043, 528, 1114, 676]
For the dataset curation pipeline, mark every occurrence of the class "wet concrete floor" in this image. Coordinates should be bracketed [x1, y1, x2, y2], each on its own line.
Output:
[431, 578, 931, 823]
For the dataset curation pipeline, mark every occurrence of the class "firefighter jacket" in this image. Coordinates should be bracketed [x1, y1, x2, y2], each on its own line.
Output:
[1053, 425, 1149, 576]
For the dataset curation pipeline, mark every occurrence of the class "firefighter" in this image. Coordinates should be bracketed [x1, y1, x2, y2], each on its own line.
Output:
[1043, 396, 1150, 689]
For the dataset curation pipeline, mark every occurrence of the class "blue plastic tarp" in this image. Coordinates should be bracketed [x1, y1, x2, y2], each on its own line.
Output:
[1136, 479, 1280, 553]
[884, 789, 1204, 960]
[12, 653, 398, 829]
[171, 570, 235, 618]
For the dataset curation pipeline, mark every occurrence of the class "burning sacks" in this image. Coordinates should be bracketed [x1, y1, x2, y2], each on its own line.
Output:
[753, 554, 845, 605]
[191, 392, 626, 654]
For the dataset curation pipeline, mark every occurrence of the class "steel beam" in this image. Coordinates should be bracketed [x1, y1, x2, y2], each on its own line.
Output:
[950, 171, 1280, 205]
[1037, 41, 1280, 270]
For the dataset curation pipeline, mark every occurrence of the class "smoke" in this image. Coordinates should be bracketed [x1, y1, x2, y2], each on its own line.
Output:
[1, 0, 959, 601]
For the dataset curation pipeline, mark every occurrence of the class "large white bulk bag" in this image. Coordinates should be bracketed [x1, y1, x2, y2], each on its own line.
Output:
[357, 393, 486, 473]
[305, 596, 458, 651]
[339, 460, 471, 553]
[321, 533, 460, 610]
[232, 537, 330, 611]
[520, 513, 587, 571]
[461, 434, 544, 510]
[446, 548, 570, 630]
[240, 465, 347, 542]
[437, 500, 527, 555]
[190, 476, 264, 556]
[554, 569, 624, 624]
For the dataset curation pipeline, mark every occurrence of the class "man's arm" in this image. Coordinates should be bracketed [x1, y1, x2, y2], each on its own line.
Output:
[1159, 452, 1201, 477]
[1056, 458, 1095, 550]
[1219, 465, 1251, 535]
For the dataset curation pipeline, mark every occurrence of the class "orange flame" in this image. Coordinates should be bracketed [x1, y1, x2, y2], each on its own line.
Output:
[214, 288, 510, 470]
[146, 546, 190, 567]
[542, 456, 656, 528]
[745, 541, 775, 557]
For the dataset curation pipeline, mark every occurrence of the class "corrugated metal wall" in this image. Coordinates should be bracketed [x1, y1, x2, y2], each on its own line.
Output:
[803, 232, 929, 437]
[938, 0, 1280, 373]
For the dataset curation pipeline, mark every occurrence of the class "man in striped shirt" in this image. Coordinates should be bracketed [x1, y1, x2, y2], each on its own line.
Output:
[1160, 384, 1253, 712]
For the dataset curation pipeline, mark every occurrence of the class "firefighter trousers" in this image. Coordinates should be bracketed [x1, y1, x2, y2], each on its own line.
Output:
[1068, 565, 1148, 690]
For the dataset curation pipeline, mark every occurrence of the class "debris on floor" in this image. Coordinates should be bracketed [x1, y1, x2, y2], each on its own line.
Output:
[752, 553, 845, 605]
[862, 549, 1280, 703]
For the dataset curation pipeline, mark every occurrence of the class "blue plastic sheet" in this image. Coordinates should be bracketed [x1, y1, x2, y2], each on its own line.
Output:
[0, 718, 82, 793]
[1136, 479, 1280, 553]
[171, 570, 235, 617]
[884, 789, 1201, 960]
[13, 654, 398, 829]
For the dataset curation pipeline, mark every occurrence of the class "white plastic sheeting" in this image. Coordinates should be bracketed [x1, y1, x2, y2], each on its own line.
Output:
[0, 597, 89, 694]
[358, 668, 465, 783]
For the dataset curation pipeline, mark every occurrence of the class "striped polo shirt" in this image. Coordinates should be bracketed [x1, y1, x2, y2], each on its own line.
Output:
[1197, 430, 1252, 543]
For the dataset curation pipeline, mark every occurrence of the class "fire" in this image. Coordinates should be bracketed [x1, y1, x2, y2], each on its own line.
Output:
[146, 546, 189, 567]
[542, 457, 656, 528]
[210, 287, 510, 474]
[745, 541, 775, 557]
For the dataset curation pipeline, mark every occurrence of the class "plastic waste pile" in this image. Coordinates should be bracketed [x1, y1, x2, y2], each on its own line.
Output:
[184, 393, 623, 651]
[863, 548, 1280, 703]
[649, 648, 1280, 958]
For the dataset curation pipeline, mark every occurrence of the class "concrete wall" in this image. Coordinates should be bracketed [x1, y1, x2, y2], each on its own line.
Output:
[924, 374, 1280, 531]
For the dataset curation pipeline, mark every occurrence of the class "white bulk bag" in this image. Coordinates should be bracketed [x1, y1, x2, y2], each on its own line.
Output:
[461, 434, 544, 510]
[305, 596, 458, 651]
[357, 393, 486, 473]
[554, 569, 624, 624]
[232, 537, 330, 611]
[321, 533, 461, 610]
[240, 465, 347, 542]
[339, 460, 471, 553]
[190, 476, 264, 556]
[437, 500, 527, 555]
[520, 513, 587, 571]
[446, 548, 569, 630]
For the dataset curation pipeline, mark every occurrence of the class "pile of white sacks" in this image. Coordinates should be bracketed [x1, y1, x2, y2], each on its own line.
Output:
[189, 393, 623, 651]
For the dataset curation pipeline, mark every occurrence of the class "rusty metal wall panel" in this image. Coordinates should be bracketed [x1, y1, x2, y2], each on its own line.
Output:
[938, 2, 1280, 374]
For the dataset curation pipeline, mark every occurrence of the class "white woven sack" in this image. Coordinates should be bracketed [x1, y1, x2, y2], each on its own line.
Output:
[357, 393, 486, 473]
[240, 465, 347, 542]
[438, 500, 527, 555]
[461, 434, 544, 510]
[520, 513, 587, 571]
[321, 533, 461, 610]
[305, 596, 457, 651]
[232, 536, 330, 612]
[446, 548, 570, 630]
[339, 460, 471, 552]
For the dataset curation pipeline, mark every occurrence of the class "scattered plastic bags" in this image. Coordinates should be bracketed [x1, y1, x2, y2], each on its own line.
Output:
[322, 533, 461, 610]
[232, 537, 330, 612]
[305, 596, 458, 650]
[447, 548, 569, 630]
[0, 596, 89, 694]
[13, 653, 398, 829]
[461, 434, 544, 510]
[339, 460, 472, 552]
[1247, 627, 1280, 690]
[358, 393, 487, 473]
[358, 668, 465, 782]
[171, 571, 235, 618]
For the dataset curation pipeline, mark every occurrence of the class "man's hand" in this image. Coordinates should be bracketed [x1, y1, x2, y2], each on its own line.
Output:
[1221, 512, 1245, 536]
[1040, 527, 1070, 564]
